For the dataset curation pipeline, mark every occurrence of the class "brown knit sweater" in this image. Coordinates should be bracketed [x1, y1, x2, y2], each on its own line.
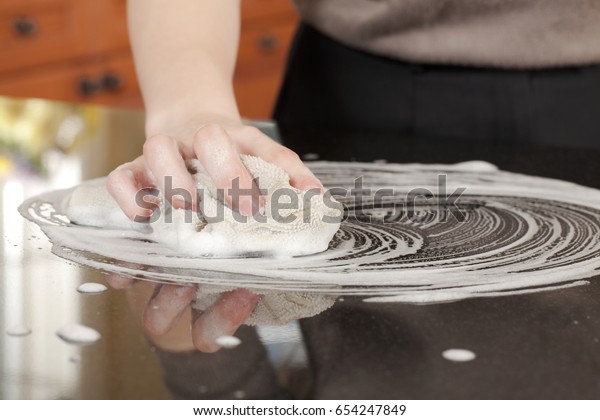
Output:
[293, 0, 600, 68]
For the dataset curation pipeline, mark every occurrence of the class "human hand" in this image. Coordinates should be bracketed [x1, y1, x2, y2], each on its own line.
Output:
[107, 114, 323, 221]
[106, 272, 259, 353]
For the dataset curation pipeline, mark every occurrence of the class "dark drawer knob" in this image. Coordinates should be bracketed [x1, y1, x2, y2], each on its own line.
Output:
[101, 73, 122, 91]
[12, 16, 38, 37]
[77, 77, 101, 96]
[258, 34, 278, 53]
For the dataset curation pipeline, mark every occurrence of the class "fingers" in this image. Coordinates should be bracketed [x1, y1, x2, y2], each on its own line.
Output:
[142, 284, 197, 336]
[193, 124, 264, 216]
[104, 272, 138, 290]
[266, 147, 323, 192]
[191, 289, 260, 353]
[114, 124, 319, 222]
[235, 127, 323, 192]
[143, 134, 199, 211]
[107, 156, 160, 221]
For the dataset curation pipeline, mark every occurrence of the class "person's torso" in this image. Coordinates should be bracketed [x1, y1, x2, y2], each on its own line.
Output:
[293, 0, 600, 68]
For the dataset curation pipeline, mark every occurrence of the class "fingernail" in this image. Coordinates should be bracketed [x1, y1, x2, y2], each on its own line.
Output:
[145, 194, 162, 207]
[293, 178, 324, 193]
[133, 208, 154, 223]
[171, 196, 192, 210]
[145, 305, 169, 335]
[195, 316, 234, 352]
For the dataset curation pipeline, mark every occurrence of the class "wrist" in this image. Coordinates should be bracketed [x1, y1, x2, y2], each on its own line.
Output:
[142, 69, 241, 137]
[145, 105, 242, 138]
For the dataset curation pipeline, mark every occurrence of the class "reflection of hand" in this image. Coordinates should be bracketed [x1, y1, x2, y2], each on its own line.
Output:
[107, 118, 322, 222]
[105, 273, 259, 352]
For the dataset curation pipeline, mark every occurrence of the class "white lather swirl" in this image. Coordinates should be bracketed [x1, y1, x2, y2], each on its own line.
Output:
[19, 161, 600, 304]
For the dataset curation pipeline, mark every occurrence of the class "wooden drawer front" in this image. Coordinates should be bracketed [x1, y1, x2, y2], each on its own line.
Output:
[88, 0, 130, 54]
[242, 0, 297, 23]
[236, 18, 297, 78]
[235, 71, 284, 119]
[0, 0, 89, 74]
[0, 53, 143, 108]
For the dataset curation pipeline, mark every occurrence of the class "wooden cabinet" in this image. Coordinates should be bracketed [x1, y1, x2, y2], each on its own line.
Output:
[0, 0, 298, 119]
[0, 0, 90, 73]
[236, 3, 298, 118]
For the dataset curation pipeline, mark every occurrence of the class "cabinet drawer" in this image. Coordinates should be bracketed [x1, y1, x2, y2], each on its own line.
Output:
[87, 0, 130, 54]
[0, 0, 89, 74]
[241, 0, 298, 23]
[234, 69, 285, 119]
[0, 52, 143, 108]
[236, 18, 297, 78]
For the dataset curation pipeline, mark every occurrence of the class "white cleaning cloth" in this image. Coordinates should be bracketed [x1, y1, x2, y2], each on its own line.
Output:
[155, 155, 342, 257]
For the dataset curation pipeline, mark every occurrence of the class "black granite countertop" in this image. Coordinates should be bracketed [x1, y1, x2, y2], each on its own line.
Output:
[1, 96, 599, 399]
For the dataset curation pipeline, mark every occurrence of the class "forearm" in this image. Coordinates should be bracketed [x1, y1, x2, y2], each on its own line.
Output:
[127, 0, 242, 134]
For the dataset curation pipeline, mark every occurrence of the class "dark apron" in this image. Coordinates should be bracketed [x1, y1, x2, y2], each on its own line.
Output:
[274, 23, 600, 151]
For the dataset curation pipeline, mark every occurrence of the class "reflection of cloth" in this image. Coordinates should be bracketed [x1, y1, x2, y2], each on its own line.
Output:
[294, 0, 600, 68]
[192, 286, 336, 325]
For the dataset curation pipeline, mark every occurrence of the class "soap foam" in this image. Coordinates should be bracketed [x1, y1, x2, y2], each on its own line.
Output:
[56, 323, 101, 345]
[442, 348, 476, 362]
[77, 282, 108, 294]
[215, 335, 242, 349]
[6, 325, 32, 337]
[18, 161, 600, 307]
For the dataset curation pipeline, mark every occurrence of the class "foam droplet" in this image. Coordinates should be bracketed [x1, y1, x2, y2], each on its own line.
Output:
[233, 390, 245, 399]
[302, 153, 319, 161]
[6, 325, 31, 337]
[77, 282, 107, 294]
[442, 348, 476, 362]
[56, 324, 101, 345]
[215, 335, 242, 349]
[451, 160, 498, 172]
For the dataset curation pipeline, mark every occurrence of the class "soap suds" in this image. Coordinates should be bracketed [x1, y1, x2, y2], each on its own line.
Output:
[56, 324, 101, 345]
[215, 335, 242, 349]
[442, 348, 476, 362]
[302, 153, 320, 161]
[18, 160, 600, 310]
[77, 282, 107, 294]
[6, 325, 31, 337]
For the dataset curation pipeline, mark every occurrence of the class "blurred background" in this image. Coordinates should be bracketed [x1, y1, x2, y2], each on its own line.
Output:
[0, 0, 298, 118]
